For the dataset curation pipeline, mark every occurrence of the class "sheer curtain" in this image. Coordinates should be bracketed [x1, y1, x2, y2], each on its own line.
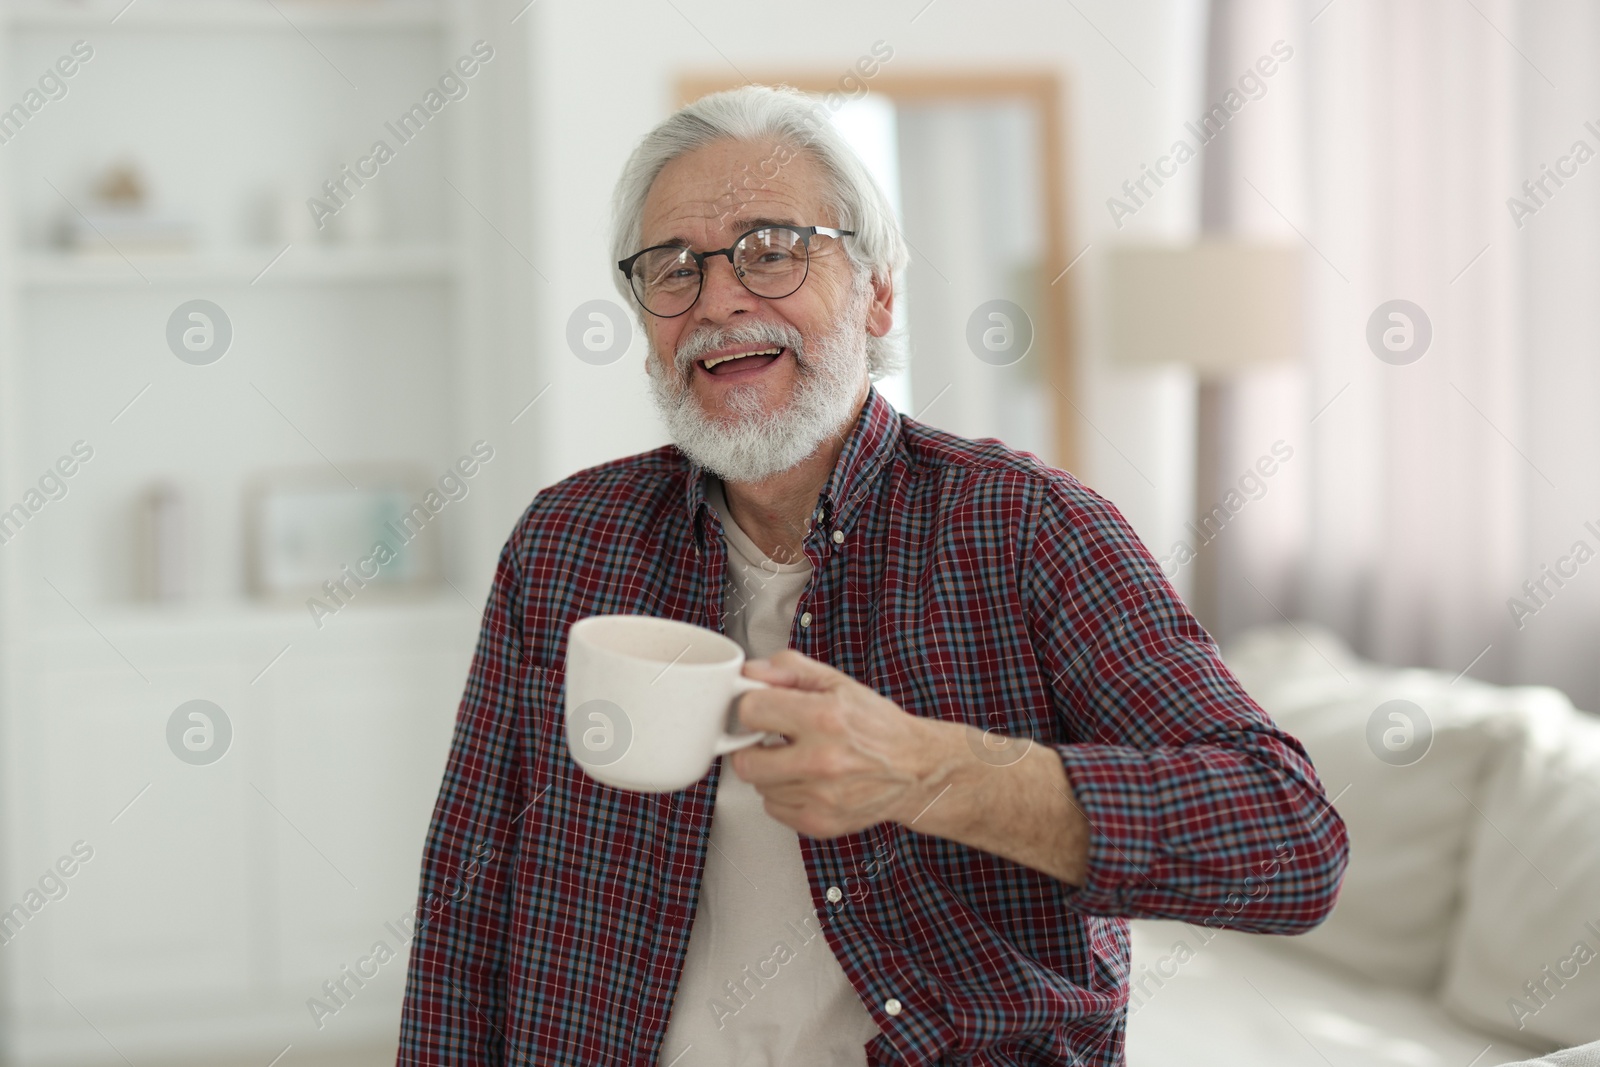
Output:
[1204, 0, 1600, 710]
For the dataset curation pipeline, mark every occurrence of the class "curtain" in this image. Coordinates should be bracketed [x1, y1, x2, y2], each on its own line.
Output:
[1203, 0, 1600, 711]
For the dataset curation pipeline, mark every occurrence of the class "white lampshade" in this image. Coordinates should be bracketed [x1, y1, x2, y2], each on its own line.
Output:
[1105, 242, 1303, 378]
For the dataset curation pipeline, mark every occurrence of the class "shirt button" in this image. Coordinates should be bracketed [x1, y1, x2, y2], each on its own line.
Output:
[832, 530, 845, 544]
[800, 612, 813, 627]
[884, 998, 902, 1016]
[825, 885, 842, 903]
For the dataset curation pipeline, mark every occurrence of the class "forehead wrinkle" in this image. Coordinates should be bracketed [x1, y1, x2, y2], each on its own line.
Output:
[647, 190, 812, 248]
[641, 156, 822, 248]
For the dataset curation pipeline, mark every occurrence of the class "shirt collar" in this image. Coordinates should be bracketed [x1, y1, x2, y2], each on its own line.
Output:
[684, 384, 901, 551]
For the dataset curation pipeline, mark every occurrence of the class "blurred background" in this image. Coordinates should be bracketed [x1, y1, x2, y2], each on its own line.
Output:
[1, 0, 1597, 1064]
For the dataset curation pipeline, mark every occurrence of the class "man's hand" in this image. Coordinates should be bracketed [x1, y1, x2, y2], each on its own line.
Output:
[727, 650, 957, 838]
[727, 650, 1091, 885]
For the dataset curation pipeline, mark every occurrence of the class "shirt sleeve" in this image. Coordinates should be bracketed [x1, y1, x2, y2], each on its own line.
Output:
[397, 532, 528, 1063]
[1020, 475, 1349, 934]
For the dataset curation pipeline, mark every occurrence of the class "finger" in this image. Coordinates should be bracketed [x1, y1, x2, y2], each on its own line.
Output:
[742, 649, 849, 693]
[730, 735, 813, 786]
[734, 685, 824, 736]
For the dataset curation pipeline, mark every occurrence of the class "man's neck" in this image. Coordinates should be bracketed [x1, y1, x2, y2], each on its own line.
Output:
[720, 389, 868, 564]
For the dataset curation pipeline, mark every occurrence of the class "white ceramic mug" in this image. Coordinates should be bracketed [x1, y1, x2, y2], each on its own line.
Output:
[565, 614, 770, 792]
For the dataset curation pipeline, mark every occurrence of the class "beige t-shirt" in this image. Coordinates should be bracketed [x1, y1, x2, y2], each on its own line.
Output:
[657, 478, 882, 1066]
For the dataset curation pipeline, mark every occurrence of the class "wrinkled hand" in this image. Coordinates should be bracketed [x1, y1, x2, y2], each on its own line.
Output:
[727, 650, 958, 838]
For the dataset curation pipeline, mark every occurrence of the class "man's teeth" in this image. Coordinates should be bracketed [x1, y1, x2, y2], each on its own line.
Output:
[701, 347, 782, 369]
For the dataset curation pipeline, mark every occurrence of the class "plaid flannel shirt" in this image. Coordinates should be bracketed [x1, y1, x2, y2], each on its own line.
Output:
[396, 385, 1348, 1065]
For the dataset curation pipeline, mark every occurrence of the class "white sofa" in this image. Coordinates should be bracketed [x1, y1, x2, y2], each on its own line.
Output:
[1126, 623, 1600, 1066]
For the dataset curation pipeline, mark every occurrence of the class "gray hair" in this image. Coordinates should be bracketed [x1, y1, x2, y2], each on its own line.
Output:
[609, 84, 911, 380]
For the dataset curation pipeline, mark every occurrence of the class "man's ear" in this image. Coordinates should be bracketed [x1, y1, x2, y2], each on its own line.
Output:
[865, 271, 894, 338]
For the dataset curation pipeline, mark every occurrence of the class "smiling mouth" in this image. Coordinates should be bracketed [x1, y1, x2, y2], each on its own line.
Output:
[696, 346, 786, 378]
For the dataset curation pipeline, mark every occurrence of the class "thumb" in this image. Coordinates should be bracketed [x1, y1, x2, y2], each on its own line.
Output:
[743, 649, 848, 692]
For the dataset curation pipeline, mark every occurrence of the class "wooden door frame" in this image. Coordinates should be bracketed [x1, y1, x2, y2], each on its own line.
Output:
[675, 72, 1079, 474]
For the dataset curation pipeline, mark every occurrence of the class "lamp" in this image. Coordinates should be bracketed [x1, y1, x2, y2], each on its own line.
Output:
[1103, 241, 1304, 628]
[1106, 242, 1303, 376]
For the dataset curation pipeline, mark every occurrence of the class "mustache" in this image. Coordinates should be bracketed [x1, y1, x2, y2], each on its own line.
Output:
[672, 319, 805, 376]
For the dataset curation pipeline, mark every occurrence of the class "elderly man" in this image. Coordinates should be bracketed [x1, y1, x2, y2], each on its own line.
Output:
[396, 84, 1347, 1066]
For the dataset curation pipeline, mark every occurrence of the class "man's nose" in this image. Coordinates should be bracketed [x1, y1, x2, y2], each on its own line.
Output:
[694, 253, 761, 319]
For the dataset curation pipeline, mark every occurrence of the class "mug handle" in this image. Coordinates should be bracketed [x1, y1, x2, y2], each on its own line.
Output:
[713, 676, 770, 754]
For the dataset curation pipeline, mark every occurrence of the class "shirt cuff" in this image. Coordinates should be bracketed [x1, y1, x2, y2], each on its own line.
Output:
[1051, 743, 1163, 912]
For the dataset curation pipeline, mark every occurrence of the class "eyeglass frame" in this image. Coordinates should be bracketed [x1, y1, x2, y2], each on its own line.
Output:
[616, 224, 857, 319]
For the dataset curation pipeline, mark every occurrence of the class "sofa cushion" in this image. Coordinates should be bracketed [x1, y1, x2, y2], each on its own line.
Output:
[1126, 918, 1542, 1066]
[1440, 704, 1600, 1049]
[1222, 620, 1369, 715]
[1222, 624, 1545, 992]
[1494, 1041, 1600, 1067]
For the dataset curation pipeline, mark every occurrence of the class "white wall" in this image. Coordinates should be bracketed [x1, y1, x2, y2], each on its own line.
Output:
[519, 0, 1211, 572]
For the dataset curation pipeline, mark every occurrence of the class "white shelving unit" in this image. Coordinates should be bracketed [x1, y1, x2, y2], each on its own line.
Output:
[17, 243, 460, 285]
[6, 1, 451, 30]
[0, 2, 536, 1062]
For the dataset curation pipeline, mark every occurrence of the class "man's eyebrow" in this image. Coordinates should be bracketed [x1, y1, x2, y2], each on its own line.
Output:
[649, 216, 801, 248]
[726, 215, 799, 233]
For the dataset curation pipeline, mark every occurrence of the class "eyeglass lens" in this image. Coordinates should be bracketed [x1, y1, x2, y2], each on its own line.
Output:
[630, 227, 810, 316]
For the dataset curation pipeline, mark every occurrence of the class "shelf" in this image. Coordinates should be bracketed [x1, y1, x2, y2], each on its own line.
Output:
[17, 243, 460, 286]
[3, 0, 451, 30]
[28, 591, 480, 645]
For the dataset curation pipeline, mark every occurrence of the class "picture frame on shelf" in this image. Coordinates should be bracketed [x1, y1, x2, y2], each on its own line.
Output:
[244, 463, 444, 604]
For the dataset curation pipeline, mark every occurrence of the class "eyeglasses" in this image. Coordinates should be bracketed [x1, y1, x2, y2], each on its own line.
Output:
[617, 224, 856, 318]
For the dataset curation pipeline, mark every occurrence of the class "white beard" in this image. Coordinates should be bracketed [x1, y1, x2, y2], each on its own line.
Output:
[646, 278, 870, 484]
